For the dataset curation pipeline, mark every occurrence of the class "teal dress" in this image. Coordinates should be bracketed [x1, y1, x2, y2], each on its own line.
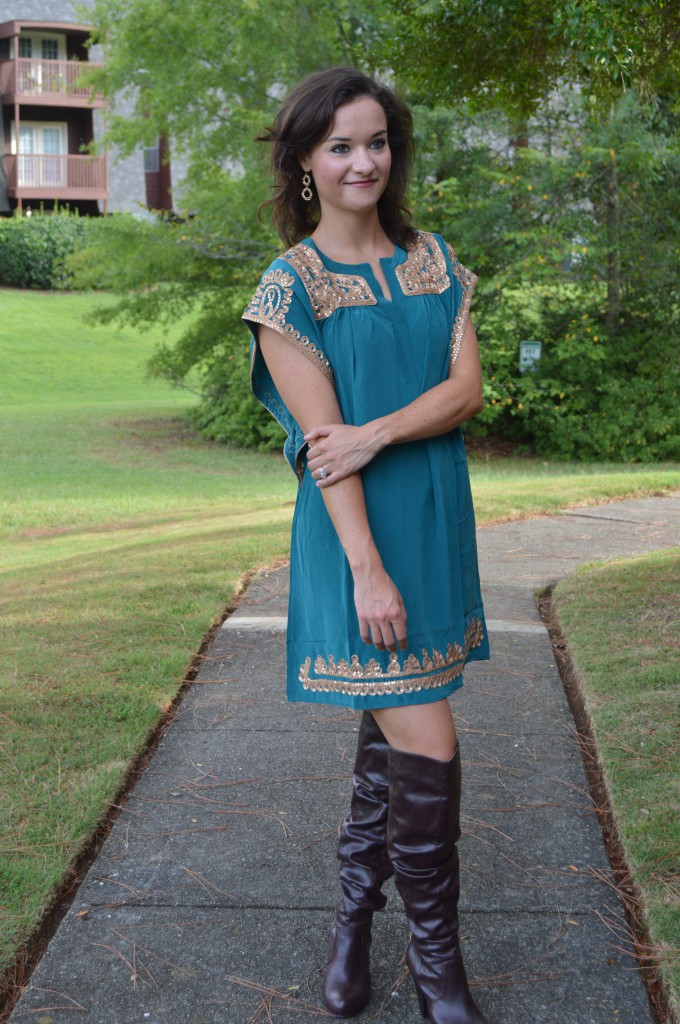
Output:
[243, 230, 489, 710]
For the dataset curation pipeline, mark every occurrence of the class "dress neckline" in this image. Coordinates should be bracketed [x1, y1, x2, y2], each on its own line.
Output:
[302, 237, 406, 272]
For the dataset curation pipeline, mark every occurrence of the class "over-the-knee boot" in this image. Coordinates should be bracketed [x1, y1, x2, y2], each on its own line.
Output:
[323, 711, 393, 1017]
[387, 745, 486, 1024]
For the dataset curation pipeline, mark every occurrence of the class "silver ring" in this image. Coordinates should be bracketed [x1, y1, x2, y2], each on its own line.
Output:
[319, 466, 328, 480]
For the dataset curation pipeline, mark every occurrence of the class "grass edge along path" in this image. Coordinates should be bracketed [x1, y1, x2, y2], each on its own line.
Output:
[553, 548, 680, 1022]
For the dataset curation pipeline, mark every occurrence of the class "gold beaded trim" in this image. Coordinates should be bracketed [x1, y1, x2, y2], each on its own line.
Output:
[243, 268, 334, 383]
[299, 617, 484, 697]
[283, 244, 377, 320]
[446, 244, 477, 370]
[396, 231, 450, 295]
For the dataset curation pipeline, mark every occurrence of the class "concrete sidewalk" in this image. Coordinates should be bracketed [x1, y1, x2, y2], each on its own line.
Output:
[10, 494, 679, 1023]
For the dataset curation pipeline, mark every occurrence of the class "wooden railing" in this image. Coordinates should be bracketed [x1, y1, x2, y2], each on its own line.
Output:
[5, 154, 107, 193]
[0, 58, 103, 100]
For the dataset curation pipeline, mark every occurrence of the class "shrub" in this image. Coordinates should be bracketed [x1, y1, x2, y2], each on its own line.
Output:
[0, 212, 97, 289]
[412, 92, 680, 462]
[189, 331, 285, 452]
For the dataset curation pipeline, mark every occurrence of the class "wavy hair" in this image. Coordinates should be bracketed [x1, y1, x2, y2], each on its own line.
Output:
[258, 67, 416, 249]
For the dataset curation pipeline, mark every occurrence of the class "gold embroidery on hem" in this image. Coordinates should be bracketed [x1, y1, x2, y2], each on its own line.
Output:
[283, 243, 377, 320]
[446, 244, 477, 371]
[244, 268, 333, 383]
[299, 618, 484, 697]
[396, 231, 450, 296]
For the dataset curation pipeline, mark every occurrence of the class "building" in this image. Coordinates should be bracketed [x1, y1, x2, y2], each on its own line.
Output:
[0, 0, 177, 215]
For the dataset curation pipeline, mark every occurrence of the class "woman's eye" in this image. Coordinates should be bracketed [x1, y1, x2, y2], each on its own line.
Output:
[331, 144, 350, 154]
[371, 139, 387, 150]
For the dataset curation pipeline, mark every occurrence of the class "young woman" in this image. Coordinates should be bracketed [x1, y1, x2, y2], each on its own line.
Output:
[243, 67, 490, 1024]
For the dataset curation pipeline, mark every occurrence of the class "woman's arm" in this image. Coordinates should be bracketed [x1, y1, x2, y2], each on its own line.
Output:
[257, 324, 407, 653]
[305, 317, 483, 487]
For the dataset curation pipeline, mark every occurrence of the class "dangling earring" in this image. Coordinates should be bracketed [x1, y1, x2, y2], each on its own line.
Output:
[301, 171, 313, 202]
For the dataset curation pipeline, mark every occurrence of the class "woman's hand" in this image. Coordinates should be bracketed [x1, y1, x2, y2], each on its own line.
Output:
[353, 563, 407, 652]
[305, 422, 385, 486]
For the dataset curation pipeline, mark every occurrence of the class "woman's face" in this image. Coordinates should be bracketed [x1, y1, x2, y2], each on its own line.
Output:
[302, 95, 391, 219]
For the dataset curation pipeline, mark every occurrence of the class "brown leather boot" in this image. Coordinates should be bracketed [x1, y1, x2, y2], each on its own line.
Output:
[387, 745, 487, 1024]
[322, 712, 392, 1017]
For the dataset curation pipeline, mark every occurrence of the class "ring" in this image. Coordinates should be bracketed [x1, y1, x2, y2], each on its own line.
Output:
[319, 466, 328, 480]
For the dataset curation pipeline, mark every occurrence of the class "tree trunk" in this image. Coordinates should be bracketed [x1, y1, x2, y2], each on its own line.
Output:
[605, 149, 621, 335]
[509, 121, 529, 160]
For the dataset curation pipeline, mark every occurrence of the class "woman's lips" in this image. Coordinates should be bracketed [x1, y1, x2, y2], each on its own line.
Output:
[345, 180, 377, 187]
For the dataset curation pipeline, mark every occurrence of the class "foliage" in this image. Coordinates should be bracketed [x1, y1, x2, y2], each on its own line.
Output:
[84, 0, 390, 169]
[71, 0, 395, 449]
[67, 202, 283, 449]
[0, 211, 99, 290]
[412, 91, 680, 461]
[74, 0, 680, 462]
[392, 0, 680, 118]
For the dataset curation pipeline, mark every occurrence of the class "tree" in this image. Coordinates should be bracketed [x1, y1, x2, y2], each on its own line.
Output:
[86, 0, 391, 175]
[385, 1, 680, 461]
[73, 0, 395, 448]
[392, 0, 680, 118]
[76, 0, 679, 461]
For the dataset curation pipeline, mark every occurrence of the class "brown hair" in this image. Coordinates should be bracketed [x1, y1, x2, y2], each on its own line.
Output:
[258, 67, 416, 249]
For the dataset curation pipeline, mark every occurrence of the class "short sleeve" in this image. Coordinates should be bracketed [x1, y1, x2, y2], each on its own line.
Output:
[243, 259, 334, 481]
[439, 238, 477, 372]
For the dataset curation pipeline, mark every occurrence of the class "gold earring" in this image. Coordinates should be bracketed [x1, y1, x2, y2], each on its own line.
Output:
[301, 172, 313, 202]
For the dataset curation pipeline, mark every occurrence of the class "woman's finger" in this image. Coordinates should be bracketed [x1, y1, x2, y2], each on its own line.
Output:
[303, 425, 331, 442]
[392, 617, 408, 650]
[369, 622, 387, 650]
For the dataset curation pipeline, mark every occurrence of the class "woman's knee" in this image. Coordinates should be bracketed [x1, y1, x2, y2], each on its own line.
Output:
[372, 700, 457, 761]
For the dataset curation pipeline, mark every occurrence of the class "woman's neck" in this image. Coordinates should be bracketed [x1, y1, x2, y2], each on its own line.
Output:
[311, 211, 393, 263]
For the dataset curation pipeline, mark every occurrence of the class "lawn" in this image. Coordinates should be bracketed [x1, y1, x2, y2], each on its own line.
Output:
[553, 550, 680, 1018]
[1, 287, 679, 995]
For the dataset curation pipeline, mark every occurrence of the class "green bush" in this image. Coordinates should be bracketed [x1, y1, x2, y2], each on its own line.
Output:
[68, 203, 284, 454]
[0, 212, 98, 289]
[189, 332, 285, 452]
[144, 288, 284, 453]
[412, 92, 680, 462]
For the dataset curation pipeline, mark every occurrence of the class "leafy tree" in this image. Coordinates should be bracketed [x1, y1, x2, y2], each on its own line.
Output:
[390, 1, 680, 460]
[75, 0, 679, 461]
[74, 0, 394, 448]
[414, 91, 680, 460]
[392, 0, 680, 117]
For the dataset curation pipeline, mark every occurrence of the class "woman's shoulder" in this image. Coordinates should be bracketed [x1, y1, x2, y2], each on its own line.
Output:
[259, 240, 377, 322]
[406, 230, 476, 291]
[407, 229, 458, 260]
[254, 240, 325, 296]
[393, 229, 453, 296]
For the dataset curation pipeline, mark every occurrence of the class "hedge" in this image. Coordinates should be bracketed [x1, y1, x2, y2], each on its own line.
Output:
[0, 212, 99, 290]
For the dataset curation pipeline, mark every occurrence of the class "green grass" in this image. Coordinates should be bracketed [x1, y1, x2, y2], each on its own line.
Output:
[469, 456, 680, 524]
[0, 286, 679, 986]
[554, 550, 680, 1015]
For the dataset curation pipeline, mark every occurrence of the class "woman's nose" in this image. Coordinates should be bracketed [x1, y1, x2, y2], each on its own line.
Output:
[352, 148, 375, 173]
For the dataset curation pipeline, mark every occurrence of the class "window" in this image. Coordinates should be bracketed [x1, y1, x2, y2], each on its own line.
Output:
[14, 34, 65, 61]
[11, 122, 67, 187]
[144, 144, 160, 174]
[42, 39, 59, 61]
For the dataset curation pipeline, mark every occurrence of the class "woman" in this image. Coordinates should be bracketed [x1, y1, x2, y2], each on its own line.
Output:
[243, 67, 490, 1024]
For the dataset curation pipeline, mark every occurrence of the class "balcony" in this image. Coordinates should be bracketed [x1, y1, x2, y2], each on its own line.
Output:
[5, 153, 108, 200]
[0, 58, 104, 107]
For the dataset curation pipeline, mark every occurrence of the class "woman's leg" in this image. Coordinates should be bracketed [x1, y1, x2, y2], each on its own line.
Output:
[323, 711, 392, 1017]
[372, 698, 457, 761]
[375, 700, 487, 1024]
